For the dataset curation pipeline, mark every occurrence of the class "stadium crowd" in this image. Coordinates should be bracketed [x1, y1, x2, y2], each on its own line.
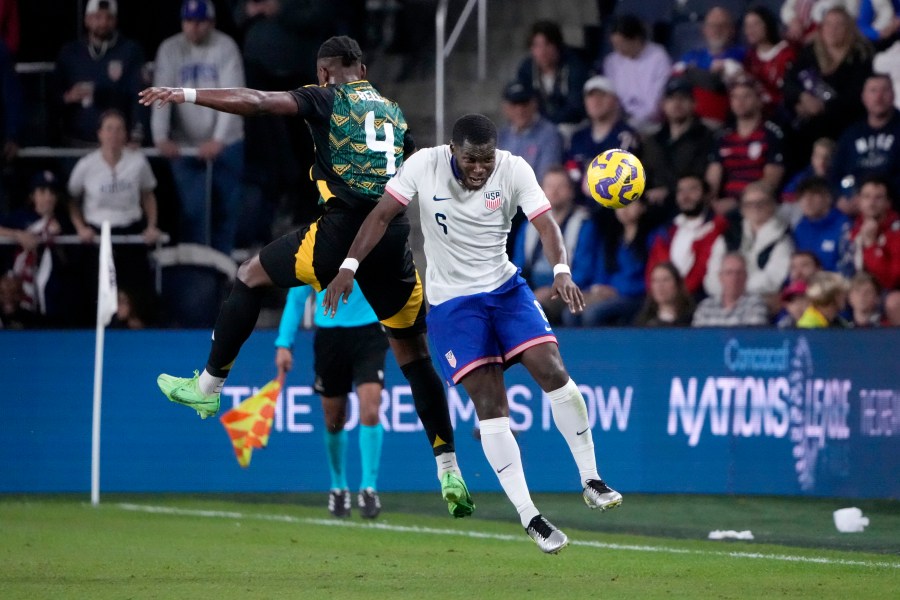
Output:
[1, 0, 900, 330]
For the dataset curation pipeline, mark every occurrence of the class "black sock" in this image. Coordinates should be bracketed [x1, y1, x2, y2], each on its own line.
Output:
[206, 280, 263, 377]
[400, 357, 454, 456]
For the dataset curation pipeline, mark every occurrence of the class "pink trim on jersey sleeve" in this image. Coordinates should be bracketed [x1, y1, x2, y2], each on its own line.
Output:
[503, 334, 557, 362]
[385, 186, 411, 206]
[526, 204, 552, 221]
[451, 356, 504, 384]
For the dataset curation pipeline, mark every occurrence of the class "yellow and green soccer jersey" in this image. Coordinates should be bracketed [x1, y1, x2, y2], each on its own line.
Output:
[289, 81, 411, 210]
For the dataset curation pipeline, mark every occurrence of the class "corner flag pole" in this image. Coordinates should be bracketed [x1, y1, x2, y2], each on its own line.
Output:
[91, 221, 118, 506]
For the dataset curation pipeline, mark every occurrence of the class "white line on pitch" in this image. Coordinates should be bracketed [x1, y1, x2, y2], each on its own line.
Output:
[115, 503, 900, 570]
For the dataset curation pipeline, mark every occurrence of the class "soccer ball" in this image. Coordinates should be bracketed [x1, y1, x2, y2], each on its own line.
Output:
[586, 149, 646, 209]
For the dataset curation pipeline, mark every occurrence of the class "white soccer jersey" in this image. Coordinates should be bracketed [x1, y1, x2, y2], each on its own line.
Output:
[385, 146, 551, 305]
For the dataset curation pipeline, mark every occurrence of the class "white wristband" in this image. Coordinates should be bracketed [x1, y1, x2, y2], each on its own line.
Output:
[553, 263, 571, 277]
[340, 257, 360, 273]
[182, 88, 197, 103]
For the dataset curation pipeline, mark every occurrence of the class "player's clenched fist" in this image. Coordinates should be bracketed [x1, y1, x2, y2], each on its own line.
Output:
[138, 87, 186, 108]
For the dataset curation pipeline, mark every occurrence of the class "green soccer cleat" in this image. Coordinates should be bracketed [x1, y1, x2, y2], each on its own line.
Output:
[157, 370, 220, 419]
[441, 472, 475, 518]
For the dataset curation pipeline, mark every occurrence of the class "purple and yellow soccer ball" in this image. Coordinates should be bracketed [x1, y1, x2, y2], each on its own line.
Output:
[586, 149, 646, 209]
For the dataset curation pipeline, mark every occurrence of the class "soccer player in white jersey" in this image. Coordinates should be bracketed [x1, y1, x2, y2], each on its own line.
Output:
[324, 114, 622, 554]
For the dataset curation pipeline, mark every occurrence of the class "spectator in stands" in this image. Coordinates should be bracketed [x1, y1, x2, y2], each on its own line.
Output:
[498, 81, 563, 184]
[705, 182, 794, 300]
[856, 0, 900, 45]
[832, 74, 900, 215]
[68, 109, 159, 316]
[601, 13, 671, 134]
[511, 166, 596, 325]
[782, 6, 873, 175]
[0, 272, 36, 329]
[0, 37, 22, 208]
[706, 76, 785, 216]
[515, 20, 589, 129]
[566, 76, 639, 202]
[792, 176, 852, 273]
[742, 5, 796, 115]
[672, 6, 745, 128]
[633, 262, 695, 327]
[776, 279, 809, 328]
[579, 198, 651, 326]
[781, 137, 835, 207]
[788, 249, 823, 283]
[151, 0, 245, 255]
[847, 270, 884, 326]
[54, 0, 148, 146]
[693, 252, 769, 326]
[111, 288, 151, 329]
[640, 76, 715, 216]
[646, 174, 728, 298]
[781, 1, 867, 41]
[884, 286, 900, 324]
[873, 36, 900, 107]
[0, 170, 69, 323]
[797, 270, 851, 327]
[0, 0, 19, 56]
[849, 176, 900, 291]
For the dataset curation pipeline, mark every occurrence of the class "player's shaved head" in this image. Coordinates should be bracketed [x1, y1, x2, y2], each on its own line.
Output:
[451, 114, 497, 147]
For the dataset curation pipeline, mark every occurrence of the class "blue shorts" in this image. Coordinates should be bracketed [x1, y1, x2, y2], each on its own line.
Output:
[426, 274, 558, 385]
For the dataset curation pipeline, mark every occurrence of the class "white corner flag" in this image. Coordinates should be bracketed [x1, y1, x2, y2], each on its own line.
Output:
[97, 221, 118, 326]
[92, 221, 118, 506]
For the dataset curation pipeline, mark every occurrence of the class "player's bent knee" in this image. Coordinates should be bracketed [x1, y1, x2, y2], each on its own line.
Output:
[237, 256, 272, 288]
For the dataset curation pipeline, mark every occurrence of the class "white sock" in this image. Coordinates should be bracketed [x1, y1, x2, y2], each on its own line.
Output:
[480, 417, 539, 527]
[548, 378, 600, 485]
[198, 369, 225, 395]
[436, 451, 460, 479]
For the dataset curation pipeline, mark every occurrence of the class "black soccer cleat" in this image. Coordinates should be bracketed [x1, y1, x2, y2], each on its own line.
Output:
[328, 488, 351, 518]
[357, 488, 382, 519]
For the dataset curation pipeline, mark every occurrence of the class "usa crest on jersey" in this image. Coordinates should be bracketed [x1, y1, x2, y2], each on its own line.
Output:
[484, 189, 502, 211]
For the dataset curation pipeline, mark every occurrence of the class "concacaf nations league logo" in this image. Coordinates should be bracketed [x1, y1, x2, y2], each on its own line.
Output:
[667, 336, 851, 493]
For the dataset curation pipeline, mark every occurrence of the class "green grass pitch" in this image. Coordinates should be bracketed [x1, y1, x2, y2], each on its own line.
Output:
[2, 493, 897, 599]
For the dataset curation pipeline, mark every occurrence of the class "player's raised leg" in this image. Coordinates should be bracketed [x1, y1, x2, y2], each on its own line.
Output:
[158, 228, 312, 418]
[520, 344, 623, 511]
[157, 254, 276, 418]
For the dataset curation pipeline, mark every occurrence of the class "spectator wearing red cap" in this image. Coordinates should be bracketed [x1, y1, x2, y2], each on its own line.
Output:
[776, 279, 809, 328]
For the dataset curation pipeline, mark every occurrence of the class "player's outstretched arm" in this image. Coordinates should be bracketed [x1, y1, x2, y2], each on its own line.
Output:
[323, 194, 406, 317]
[138, 87, 298, 117]
[531, 212, 585, 314]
